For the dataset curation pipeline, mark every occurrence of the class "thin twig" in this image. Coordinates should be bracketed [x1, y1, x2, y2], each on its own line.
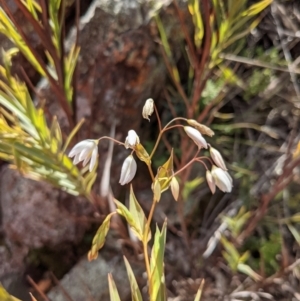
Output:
[220, 52, 300, 74]
[50, 272, 75, 301]
[26, 276, 51, 301]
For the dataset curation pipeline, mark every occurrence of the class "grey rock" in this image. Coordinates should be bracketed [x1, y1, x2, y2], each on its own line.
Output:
[47, 254, 141, 301]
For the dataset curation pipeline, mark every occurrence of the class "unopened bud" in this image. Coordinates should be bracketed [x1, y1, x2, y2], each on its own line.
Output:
[184, 126, 208, 149]
[170, 176, 180, 201]
[152, 179, 161, 202]
[119, 155, 137, 185]
[210, 147, 227, 170]
[211, 165, 233, 193]
[142, 98, 154, 121]
[125, 130, 140, 149]
[187, 119, 214, 137]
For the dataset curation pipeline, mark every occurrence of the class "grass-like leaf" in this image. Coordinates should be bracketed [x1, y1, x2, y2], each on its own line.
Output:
[150, 221, 167, 301]
[123, 256, 143, 301]
[108, 274, 121, 301]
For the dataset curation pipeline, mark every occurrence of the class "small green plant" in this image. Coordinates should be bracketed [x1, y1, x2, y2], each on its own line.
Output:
[68, 99, 233, 300]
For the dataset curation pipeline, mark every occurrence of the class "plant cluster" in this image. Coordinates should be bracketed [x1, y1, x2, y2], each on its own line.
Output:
[67, 99, 232, 300]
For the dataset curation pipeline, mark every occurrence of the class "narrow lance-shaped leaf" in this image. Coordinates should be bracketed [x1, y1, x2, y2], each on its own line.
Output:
[237, 263, 262, 282]
[108, 273, 121, 301]
[150, 220, 167, 301]
[123, 256, 143, 301]
[114, 199, 143, 240]
[88, 212, 115, 261]
[62, 118, 85, 153]
[194, 279, 205, 301]
[129, 185, 149, 241]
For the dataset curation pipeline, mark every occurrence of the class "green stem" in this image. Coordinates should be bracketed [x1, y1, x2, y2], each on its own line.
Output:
[143, 199, 157, 281]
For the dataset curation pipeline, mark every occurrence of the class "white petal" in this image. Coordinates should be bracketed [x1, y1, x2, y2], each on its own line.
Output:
[89, 146, 98, 172]
[82, 154, 91, 167]
[68, 140, 94, 157]
[79, 147, 91, 161]
[73, 152, 81, 165]
[210, 147, 227, 170]
[119, 155, 137, 185]
[206, 170, 216, 194]
[126, 130, 140, 147]
[211, 166, 232, 193]
[184, 126, 208, 149]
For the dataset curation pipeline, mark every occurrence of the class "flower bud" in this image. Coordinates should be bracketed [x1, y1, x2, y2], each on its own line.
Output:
[170, 176, 180, 201]
[184, 126, 208, 149]
[187, 119, 214, 137]
[152, 179, 161, 202]
[206, 170, 216, 194]
[142, 98, 154, 121]
[125, 130, 140, 149]
[210, 147, 227, 170]
[119, 155, 137, 185]
[211, 165, 233, 193]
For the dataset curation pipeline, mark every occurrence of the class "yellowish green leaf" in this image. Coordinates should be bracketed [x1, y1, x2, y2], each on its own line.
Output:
[237, 263, 262, 282]
[150, 221, 167, 301]
[156, 149, 174, 193]
[135, 143, 151, 165]
[0, 284, 22, 301]
[108, 274, 121, 301]
[123, 256, 143, 301]
[114, 199, 143, 240]
[88, 212, 115, 261]
[129, 185, 148, 241]
[193, 279, 205, 301]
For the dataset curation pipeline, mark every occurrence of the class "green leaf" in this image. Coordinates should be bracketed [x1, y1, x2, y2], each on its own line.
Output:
[155, 149, 174, 193]
[108, 274, 121, 301]
[62, 118, 85, 153]
[88, 212, 115, 261]
[114, 199, 143, 240]
[188, 0, 204, 49]
[242, 0, 272, 17]
[129, 185, 148, 241]
[0, 284, 21, 301]
[237, 263, 262, 282]
[150, 221, 167, 301]
[0, 9, 46, 76]
[287, 223, 300, 246]
[123, 256, 143, 301]
[220, 236, 240, 265]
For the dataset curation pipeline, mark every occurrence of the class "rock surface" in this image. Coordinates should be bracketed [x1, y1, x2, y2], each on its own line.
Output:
[47, 252, 142, 301]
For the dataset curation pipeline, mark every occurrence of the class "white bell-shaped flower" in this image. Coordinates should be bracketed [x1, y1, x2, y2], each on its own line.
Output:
[184, 126, 208, 149]
[68, 139, 98, 172]
[142, 98, 154, 121]
[119, 155, 137, 185]
[125, 130, 140, 149]
[211, 165, 233, 193]
[210, 147, 227, 170]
